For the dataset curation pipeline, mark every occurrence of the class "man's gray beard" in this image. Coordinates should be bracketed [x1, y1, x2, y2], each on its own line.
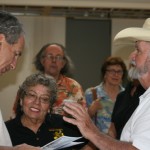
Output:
[128, 66, 139, 80]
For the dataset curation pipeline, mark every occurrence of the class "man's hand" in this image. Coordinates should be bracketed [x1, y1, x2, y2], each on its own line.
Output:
[63, 102, 99, 139]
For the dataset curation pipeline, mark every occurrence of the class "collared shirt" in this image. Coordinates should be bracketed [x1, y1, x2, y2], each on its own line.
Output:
[85, 82, 124, 133]
[121, 87, 150, 150]
[5, 114, 87, 149]
[52, 75, 86, 115]
[0, 110, 12, 146]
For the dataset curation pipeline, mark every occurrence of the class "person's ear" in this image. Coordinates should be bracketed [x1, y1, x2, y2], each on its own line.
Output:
[0, 34, 5, 41]
[0, 34, 5, 46]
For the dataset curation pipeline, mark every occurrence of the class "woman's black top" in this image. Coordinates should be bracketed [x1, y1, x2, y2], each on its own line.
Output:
[5, 114, 88, 149]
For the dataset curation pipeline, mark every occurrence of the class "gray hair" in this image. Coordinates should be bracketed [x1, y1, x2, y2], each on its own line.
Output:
[15, 73, 57, 115]
[0, 11, 24, 44]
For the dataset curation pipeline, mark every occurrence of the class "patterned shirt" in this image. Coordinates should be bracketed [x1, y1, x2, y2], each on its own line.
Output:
[52, 75, 86, 115]
[85, 82, 124, 133]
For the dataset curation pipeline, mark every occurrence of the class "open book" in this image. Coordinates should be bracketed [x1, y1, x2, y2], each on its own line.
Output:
[41, 136, 84, 150]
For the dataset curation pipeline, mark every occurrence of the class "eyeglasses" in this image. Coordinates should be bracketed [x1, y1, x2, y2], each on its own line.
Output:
[44, 54, 64, 62]
[106, 69, 123, 76]
[25, 91, 50, 104]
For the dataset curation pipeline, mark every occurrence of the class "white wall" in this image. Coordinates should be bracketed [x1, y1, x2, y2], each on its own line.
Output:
[0, 16, 144, 121]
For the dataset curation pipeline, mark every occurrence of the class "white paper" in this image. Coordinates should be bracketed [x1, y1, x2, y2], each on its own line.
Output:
[42, 136, 83, 150]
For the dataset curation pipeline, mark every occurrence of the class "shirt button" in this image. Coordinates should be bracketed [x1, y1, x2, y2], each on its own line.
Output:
[36, 137, 39, 141]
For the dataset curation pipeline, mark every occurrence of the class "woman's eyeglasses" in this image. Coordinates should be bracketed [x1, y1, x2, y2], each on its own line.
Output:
[106, 69, 123, 76]
[25, 91, 50, 104]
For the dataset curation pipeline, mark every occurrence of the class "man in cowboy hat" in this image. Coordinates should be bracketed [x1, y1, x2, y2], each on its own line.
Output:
[63, 18, 150, 150]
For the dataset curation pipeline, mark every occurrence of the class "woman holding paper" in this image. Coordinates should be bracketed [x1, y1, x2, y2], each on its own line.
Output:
[5, 73, 87, 149]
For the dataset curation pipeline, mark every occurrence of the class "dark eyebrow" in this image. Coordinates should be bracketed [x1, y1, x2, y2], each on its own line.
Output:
[27, 90, 36, 93]
[46, 53, 63, 56]
[28, 90, 50, 96]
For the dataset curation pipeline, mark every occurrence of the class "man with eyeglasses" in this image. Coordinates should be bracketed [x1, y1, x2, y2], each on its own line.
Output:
[13, 43, 86, 116]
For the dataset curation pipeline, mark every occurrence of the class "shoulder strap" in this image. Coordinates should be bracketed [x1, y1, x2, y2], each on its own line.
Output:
[91, 87, 97, 100]
[90, 87, 98, 124]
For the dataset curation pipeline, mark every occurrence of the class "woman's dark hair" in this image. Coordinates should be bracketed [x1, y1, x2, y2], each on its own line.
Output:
[101, 56, 127, 81]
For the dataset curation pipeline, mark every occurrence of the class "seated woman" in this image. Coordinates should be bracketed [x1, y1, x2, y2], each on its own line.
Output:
[5, 73, 87, 149]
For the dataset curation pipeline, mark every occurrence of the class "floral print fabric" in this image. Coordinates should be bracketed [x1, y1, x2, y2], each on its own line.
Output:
[85, 82, 124, 133]
[52, 75, 86, 115]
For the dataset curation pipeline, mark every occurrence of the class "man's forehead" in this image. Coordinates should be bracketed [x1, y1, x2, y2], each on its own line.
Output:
[46, 45, 64, 54]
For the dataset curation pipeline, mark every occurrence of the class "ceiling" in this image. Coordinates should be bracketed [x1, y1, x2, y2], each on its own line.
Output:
[0, 0, 150, 19]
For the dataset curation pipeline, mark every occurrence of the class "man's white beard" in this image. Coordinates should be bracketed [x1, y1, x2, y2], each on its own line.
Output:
[128, 65, 146, 80]
[128, 66, 139, 80]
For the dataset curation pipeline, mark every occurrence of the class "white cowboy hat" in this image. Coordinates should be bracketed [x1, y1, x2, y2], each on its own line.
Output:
[114, 18, 150, 47]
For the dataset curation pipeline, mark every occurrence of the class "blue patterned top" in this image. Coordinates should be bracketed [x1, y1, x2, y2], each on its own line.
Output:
[85, 82, 124, 133]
